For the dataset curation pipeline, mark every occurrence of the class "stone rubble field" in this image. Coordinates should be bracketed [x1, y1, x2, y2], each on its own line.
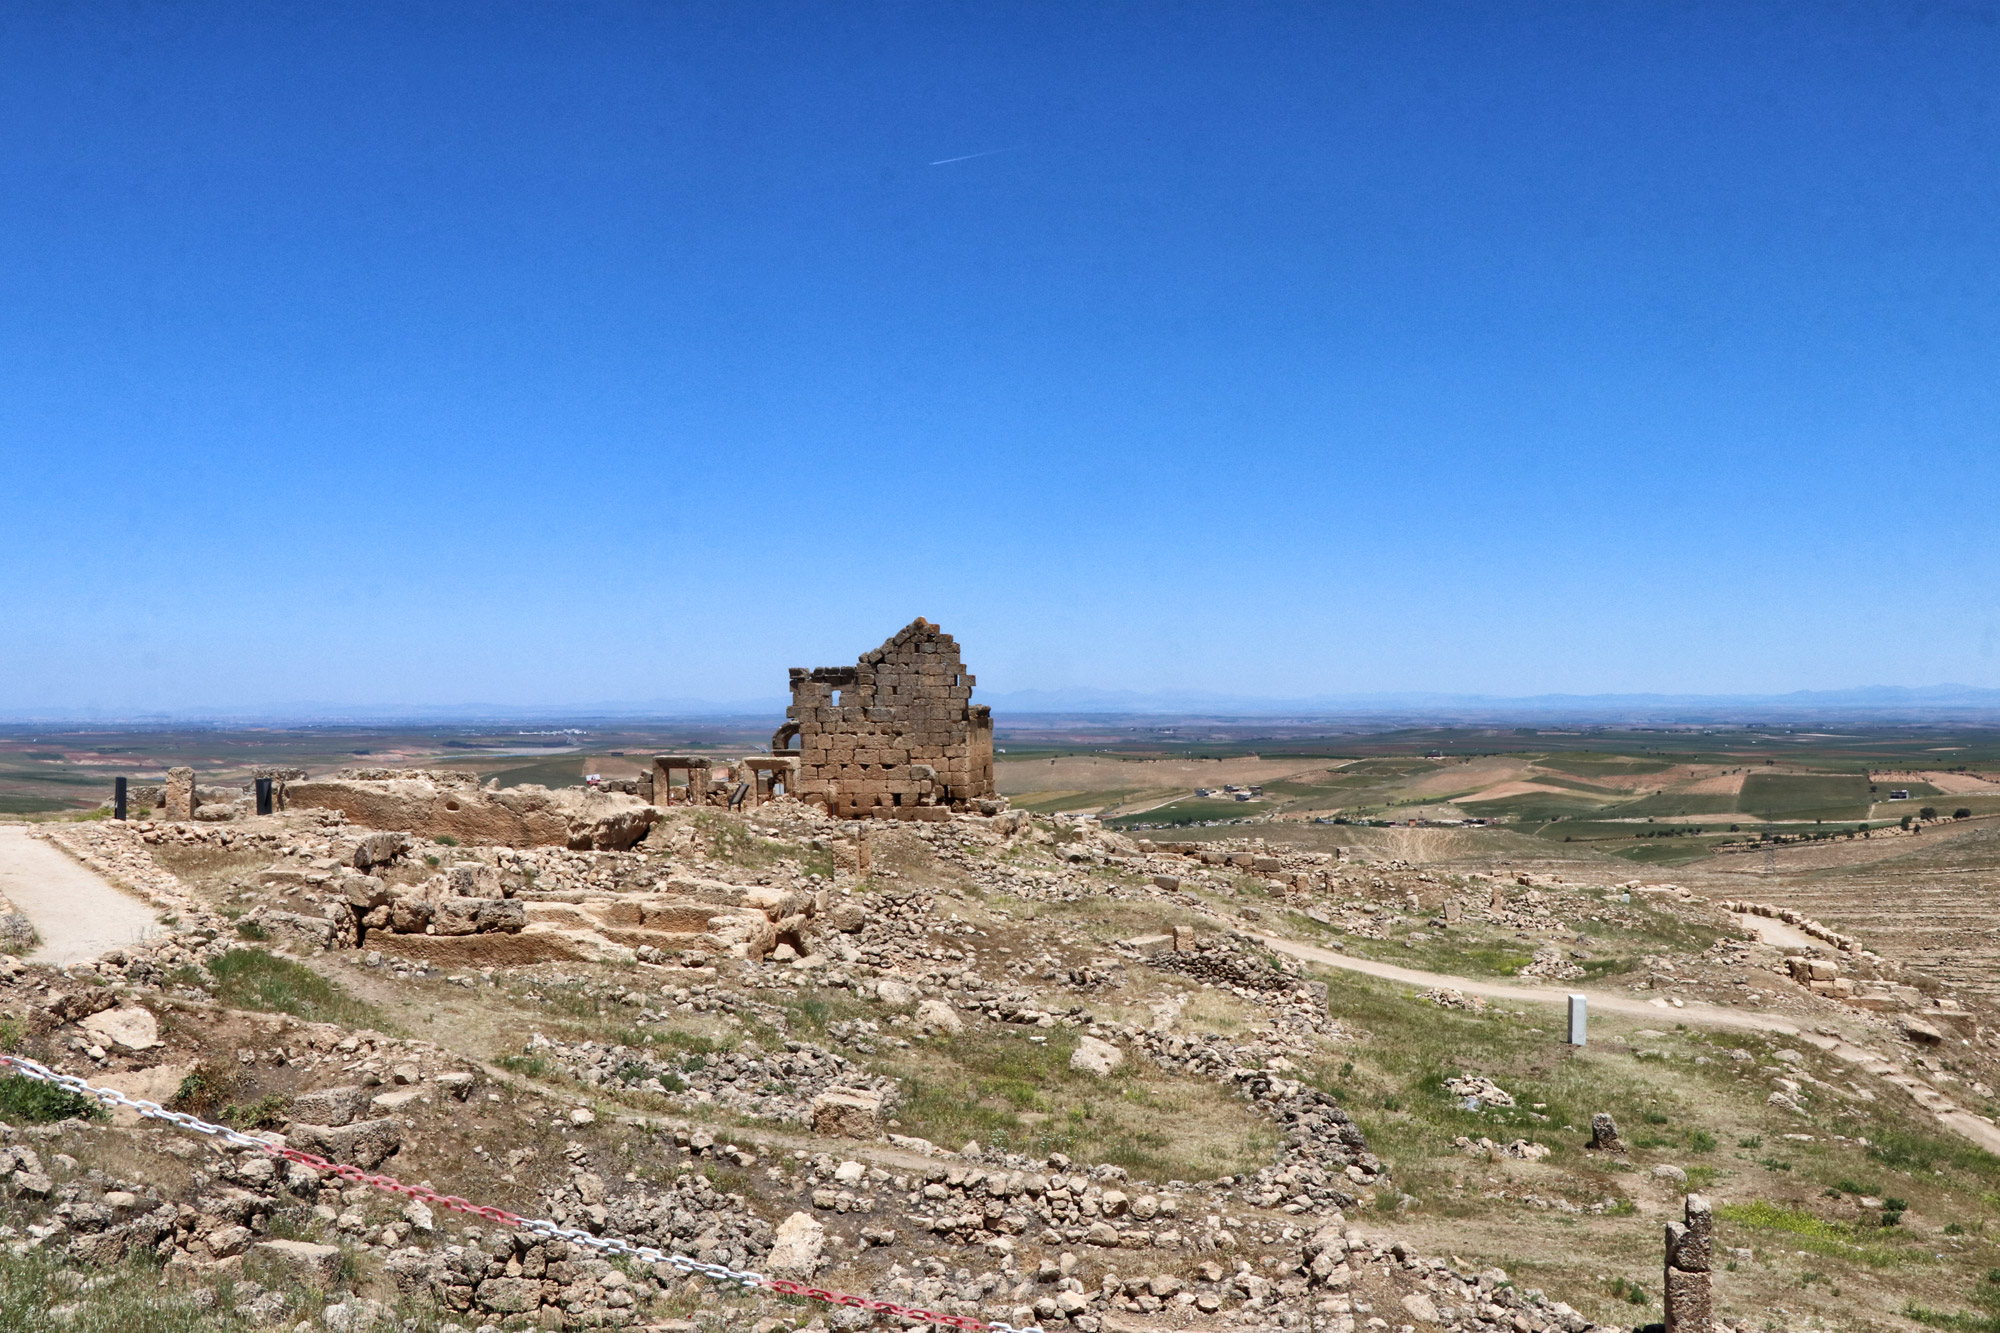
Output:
[2, 783, 1998, 1333]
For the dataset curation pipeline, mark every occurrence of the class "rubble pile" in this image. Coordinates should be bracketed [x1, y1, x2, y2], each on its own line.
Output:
[526, 1033, 899, 1126]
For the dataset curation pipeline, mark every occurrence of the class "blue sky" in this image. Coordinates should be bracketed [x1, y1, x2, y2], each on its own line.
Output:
[2, 3, 1996, 714]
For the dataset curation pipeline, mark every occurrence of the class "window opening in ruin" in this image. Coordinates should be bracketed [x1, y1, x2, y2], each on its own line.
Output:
[892, 792, 903, 806]
[832, 690, 842, 706]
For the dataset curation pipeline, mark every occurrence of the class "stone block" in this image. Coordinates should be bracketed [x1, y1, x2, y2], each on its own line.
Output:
[1666, 1219, 1710, 1273]
[286, 1117, 403, 1169]
[288, 1085, 373, 1129]
[165, 767, 195, 821]
[476, 1277, 545, 1313]
[248, 1238, 343, 1288]
[811, 1089, 883, 1139]
[1662, 1266, 1711, 1333]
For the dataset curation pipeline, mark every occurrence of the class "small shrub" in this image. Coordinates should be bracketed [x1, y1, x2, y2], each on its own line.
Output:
[1689, 1129, 1717, 1153]
[225, 1094, 290, 1130]
[234, 919, 271, 941]
[1606, 1277, 1649, 1307]
[0, 1074, 104, 1124]
[170, 1064, 238, 1121]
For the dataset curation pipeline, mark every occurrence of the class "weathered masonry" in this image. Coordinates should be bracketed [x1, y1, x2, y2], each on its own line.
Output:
[774, 618, 996, 819]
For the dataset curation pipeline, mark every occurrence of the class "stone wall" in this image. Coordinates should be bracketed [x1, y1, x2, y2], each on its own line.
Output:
[778, 618, 996, 819]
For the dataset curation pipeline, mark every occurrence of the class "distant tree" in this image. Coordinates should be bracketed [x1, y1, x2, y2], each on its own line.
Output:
[1900, 814, 1913, 829]
[1920, 807, 1938, 820]
[1955, 808, 1972, 820]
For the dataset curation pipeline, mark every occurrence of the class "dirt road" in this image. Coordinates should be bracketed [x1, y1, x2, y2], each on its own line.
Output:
[0, 826, 162, 965]
[1258, 931, 2000, 1156]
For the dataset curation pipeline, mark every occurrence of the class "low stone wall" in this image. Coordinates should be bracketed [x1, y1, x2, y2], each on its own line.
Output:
[283, 773, 658, 850]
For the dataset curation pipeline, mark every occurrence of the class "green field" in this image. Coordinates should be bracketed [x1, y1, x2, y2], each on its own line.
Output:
[1534, 755, 1675, 778]
[1611, 790, 1741, 817]
[1013, 788, 1138, 814]
[1110, 796, 1273, 826]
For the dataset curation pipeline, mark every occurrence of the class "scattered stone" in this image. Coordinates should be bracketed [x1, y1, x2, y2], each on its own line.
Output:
[913, 998, 964, 1033]
[766, 1211, 825, 1278]
[1443, 1075, 1514, 1108]
[1069, 1035, 1125, 1077]
[79, 1006, 160, 1052]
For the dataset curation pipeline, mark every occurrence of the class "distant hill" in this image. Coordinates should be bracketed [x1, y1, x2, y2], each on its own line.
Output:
[978, 684, 2000, 724]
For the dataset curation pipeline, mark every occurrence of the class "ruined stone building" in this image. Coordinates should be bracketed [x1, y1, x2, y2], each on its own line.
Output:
[774, 618, 995, 819]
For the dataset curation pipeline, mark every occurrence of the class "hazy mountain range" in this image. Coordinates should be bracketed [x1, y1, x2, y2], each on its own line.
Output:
[7, 684, 2000, 727]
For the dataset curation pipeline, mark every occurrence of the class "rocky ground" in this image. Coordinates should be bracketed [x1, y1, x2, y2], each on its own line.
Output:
[2, 792, 1998, 1333]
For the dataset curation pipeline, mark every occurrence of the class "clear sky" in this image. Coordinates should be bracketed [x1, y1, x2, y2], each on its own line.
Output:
[3, 3, 1997, 715]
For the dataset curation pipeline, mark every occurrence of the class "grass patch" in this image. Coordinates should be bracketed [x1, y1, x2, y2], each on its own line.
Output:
[1715, 1199, 1907, 1266]
[886, 1027, 1274, 1180]
[1289, 963, 1781, 1215]
[0, 1242, 449, 1332]
[206, 949, 383, 1028]
[686, 811, 828, 874]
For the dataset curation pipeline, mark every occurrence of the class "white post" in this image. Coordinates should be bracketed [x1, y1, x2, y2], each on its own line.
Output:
[1567, 994, 1588, 1046]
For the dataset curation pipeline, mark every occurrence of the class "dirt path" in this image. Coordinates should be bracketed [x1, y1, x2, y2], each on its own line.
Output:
[1257, 931, 2000, 1156]
[1732, 911, 1820, 951]
[0, 826, 163, 965]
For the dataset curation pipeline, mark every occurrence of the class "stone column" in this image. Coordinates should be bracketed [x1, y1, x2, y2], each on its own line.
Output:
[164, 768, 195, 822]
[1664, 1193, 1713, 1333]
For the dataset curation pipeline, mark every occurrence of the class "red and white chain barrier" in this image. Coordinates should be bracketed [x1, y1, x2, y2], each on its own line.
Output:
[0, 1053, 1042, 1333]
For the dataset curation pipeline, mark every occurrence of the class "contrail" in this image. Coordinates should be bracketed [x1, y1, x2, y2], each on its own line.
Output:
[929, 147, 1020, 166]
